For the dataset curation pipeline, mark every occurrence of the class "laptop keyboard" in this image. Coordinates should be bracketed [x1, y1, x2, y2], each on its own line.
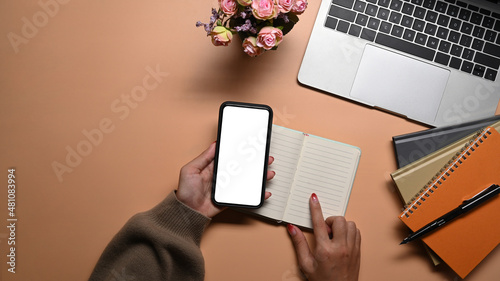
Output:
[325, 0, 500, 81]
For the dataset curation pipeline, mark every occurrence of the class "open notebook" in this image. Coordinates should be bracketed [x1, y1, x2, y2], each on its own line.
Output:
[248, 125, 361, 229]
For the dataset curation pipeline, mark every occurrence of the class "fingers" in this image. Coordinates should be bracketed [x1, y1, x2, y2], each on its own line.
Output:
[266, 156, 275, 180]
[268, 156, 274, 165]
[265, 155, 275, 199]
[346, 220, 360, 249]
[310, 193, 329, 242]
[264, 191, 272, 200]
[331, 217, 349, 246]
[325, 217, 336, 238]
[185, 142, 217, 172]
[266, 170, 276, 180]
[325, 216, 361, 249]
[287, 224, 314, 273]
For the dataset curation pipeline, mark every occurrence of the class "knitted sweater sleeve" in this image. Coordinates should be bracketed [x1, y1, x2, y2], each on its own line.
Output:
[89, 191, 211, 281]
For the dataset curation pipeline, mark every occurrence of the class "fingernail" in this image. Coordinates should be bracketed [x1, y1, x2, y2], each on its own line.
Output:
[270, 156, 275, 161]
[287, 224, 296, 236]
[311, 193, 318, 203]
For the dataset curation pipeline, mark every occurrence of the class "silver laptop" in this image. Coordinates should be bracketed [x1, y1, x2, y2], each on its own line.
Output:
[299, 0, 500, 127]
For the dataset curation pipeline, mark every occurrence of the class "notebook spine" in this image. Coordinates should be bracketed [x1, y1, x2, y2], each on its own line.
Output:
[400, 128, 493, 218]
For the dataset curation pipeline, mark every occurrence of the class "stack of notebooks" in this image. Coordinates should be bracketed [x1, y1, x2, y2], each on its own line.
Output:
[391, 116, 500, 278]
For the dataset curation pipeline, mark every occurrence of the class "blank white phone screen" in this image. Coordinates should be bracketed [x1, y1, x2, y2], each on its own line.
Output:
[214, 106, 270, 206]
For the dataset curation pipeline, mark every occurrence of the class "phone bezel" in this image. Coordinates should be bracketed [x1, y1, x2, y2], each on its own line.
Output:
[211, 101, 273, 209]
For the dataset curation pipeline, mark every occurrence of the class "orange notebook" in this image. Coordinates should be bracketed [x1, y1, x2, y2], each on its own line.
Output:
[399, 127, 500, 278]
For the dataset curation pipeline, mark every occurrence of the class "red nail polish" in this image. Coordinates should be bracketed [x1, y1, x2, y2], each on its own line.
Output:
[287, 224, 296, 236]
[311, 193, 318, 203]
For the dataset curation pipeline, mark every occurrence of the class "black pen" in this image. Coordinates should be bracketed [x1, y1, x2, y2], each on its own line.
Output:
[400, 184, 500, 245]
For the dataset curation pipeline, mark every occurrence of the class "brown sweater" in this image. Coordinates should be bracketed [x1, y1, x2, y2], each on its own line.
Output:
[89, 191, 211, 281]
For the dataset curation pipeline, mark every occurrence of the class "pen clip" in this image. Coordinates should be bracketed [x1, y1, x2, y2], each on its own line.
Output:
[462, 184, 500, 204]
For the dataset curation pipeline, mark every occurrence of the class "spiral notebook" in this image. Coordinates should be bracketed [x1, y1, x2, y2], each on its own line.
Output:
[399, 126, 500, 278]
[391, 121, 500, 266]
[391, 121, 500, 205]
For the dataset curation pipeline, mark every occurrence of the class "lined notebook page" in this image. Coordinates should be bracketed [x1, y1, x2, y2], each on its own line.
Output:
[250, 125, 361, 229]
[283, 134, 361, 228]
[251, 126, 304, 221]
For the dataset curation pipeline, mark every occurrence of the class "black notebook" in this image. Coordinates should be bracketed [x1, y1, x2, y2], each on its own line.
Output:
[392, 115, 500, 168]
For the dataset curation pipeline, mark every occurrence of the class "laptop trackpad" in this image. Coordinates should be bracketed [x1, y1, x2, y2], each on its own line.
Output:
[350, 44, 450, 124]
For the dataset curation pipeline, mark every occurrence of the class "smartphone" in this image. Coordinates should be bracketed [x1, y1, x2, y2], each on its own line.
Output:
[212, 101, 273, 208]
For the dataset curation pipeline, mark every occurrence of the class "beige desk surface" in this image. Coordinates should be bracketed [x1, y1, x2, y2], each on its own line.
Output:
[1, 1, 499, 280]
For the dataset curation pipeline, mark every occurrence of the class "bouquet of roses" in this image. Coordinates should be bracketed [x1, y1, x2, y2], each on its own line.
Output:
[196, 0, 308, 57]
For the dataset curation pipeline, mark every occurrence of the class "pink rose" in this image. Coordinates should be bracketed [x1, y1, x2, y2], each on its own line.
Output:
[219, 0, 238, 16]
[256, 27, 283, 50]
[291, 0, 307, 14]
[252, 0, 279, 20]
[211, 26, 233, 46]
[242, 37, 264, 57]
[277, 0, 295, 13]
[237, 0, 253, 6]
